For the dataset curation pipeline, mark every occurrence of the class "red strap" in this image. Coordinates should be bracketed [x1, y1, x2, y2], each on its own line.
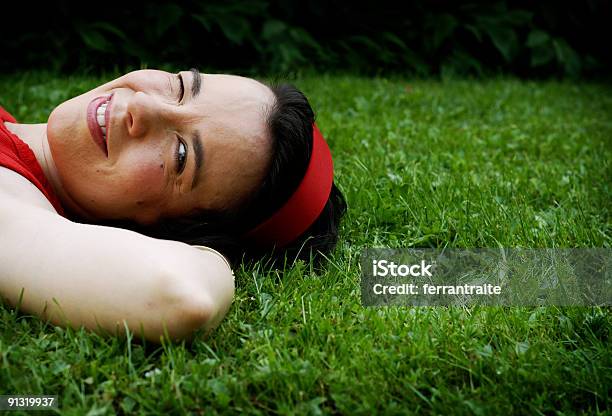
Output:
[242, 123, 334, 248]
[0, 106, 65, 215]
[0, 106, 17, 123]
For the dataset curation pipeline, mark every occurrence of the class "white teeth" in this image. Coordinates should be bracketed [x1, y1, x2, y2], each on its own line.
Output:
[95, 101, 109, 139]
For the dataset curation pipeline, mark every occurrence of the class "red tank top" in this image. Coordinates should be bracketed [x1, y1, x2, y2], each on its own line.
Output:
[0, 106, 65, 215]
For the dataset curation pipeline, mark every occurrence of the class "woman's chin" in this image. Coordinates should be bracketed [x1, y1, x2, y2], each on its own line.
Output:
[46, 103, 74, 152]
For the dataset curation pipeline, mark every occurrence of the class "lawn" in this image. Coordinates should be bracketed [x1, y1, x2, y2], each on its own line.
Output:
[1, 71, 610, 415]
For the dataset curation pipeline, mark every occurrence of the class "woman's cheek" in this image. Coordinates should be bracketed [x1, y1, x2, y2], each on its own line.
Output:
[126, 160, 167, 199]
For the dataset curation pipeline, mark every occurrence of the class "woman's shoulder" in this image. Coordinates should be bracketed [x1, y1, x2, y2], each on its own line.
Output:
[0, 118, 65, 215]
[0, 166, 59, 215]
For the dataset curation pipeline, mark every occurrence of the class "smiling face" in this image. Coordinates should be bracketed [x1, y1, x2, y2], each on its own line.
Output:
[47, 69, 275, 225]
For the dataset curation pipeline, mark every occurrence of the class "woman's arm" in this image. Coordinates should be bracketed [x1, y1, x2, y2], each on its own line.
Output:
[0, 194, 234, 343]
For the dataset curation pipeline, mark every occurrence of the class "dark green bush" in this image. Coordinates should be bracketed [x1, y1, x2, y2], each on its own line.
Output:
[1, 0, 610, 78]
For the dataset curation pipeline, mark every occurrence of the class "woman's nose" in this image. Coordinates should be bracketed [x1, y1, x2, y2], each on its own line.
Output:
[126, 91, 172, 138]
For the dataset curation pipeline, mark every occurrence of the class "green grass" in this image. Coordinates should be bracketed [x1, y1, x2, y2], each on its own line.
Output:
[1, 71, 611, 415]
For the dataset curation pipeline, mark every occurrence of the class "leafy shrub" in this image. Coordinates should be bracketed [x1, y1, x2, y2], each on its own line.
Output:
[0, 0, 609, 78]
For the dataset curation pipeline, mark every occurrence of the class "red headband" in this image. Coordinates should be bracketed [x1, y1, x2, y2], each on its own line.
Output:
[241, 123, 334, 248]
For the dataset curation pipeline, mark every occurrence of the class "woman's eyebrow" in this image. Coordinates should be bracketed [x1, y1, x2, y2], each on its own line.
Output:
[189, 68, 202, 98]
[190, 130, 204, 191]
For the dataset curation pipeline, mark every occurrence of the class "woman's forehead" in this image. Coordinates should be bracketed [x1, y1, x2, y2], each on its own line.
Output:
[186, 75, 271, 139]
[186, 73, 275, 212]
[201, 73, 274, 101]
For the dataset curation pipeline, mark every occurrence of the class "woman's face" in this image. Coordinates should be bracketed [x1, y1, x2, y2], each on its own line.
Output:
[47, 69, 275, 225]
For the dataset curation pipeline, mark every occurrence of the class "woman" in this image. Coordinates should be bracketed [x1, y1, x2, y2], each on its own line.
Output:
[0, 69, 347, 343]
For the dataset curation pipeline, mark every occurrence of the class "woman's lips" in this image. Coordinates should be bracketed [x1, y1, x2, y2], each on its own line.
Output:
[87, 94, 112, 156]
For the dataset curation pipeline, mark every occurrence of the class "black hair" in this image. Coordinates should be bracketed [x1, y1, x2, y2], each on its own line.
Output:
[93, 82, 347, 271]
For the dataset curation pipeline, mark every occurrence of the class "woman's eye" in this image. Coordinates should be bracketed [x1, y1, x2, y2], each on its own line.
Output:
[176, 74, 185, 103]
[175, 137, 187, 174]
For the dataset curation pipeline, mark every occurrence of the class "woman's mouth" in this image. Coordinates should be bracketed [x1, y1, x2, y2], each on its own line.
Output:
[87, 93, 113, 156]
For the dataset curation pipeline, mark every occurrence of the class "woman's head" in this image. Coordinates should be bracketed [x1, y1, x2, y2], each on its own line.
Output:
[48, 69, 275, 225]
[48, 69, 347, 267]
